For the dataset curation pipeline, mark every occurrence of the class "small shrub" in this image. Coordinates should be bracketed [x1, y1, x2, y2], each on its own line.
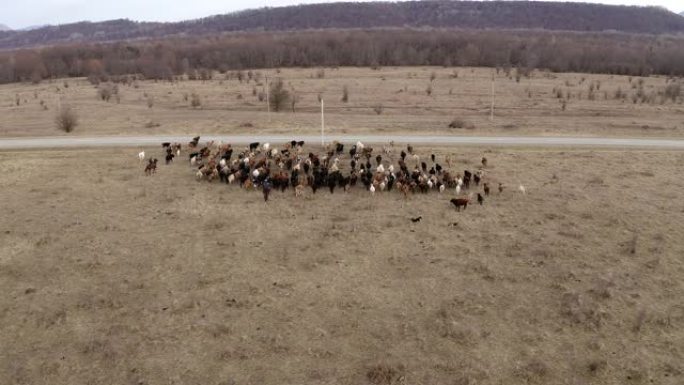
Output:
[448, 118, 475, 129]
[341, 85, 349, 103]
[98, 83, 118, 102]
[430, 71, 437, 81]
[315, 68, 325, 79]
[147, 96, 154, 108]
[190, 93, 201, 108]
[426, 83, 433, 96]
[373, 104, 384, 115]
[664, 83, 681, 102]
[55, 107, 78, 133]
[269, 78, 290, 112]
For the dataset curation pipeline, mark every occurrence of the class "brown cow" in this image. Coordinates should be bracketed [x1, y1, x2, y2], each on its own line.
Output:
[450, 198, 469, 211]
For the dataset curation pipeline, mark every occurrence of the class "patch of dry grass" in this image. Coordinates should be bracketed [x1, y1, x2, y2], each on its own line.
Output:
[1, 67, 684, 138]
[0, 146, 683, 384]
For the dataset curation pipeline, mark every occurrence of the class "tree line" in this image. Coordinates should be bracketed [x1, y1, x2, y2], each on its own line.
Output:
[1, 29, 684, 84]
[2, 1, 683, 50]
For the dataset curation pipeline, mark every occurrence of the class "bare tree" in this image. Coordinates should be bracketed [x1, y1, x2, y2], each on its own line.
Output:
[291, 90, 298, 112]
[55, 106, 78, 133]
[269, 78, 290, 112]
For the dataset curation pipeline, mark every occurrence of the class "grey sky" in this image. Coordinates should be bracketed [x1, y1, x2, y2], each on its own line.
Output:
[1, 0, 681, 30]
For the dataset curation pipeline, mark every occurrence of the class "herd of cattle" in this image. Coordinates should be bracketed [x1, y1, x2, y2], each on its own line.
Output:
[140, 136, 525, 210]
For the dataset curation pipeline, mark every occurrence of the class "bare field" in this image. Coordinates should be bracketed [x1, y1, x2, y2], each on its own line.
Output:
[1, 67, 683, 138]
[1, 146, 683, 384]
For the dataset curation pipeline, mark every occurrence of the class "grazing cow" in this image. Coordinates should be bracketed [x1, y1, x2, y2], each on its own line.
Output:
[474, 173, 481, 186]
[463, 170, 472, 189]
[138, 151, 145, 162]
[162, 142, 171, 148]
[411, 216, 422, 223]
[144, 158, 158, 175]
[431, 154, 436, 163]
[189, 136, 200, 148]
[519, 185, 527, 195]
[450, 198, 469, 211]
[249, 142, 260, 152]
[165, 153, 175, 164]
[262, 179, 272, 202]
[482, 157, 488, 167]
[477, 193, 484, 205]
[483, 183, 490, 196]
[499, 183, 504, 194]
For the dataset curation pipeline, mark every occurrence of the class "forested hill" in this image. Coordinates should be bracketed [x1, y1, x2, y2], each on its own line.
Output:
[1, 1, 684, 49]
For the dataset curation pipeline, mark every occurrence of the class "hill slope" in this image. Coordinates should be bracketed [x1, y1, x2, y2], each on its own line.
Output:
[1, 1, 683, 49]
[0, 24, 11, 32]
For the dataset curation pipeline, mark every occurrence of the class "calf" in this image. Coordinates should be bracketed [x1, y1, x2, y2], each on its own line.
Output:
[450, 198, 469, 211]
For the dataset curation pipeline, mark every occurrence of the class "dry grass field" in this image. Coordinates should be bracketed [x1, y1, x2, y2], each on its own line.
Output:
[1, 145, 683, 384]
[1, 67, 683, 138]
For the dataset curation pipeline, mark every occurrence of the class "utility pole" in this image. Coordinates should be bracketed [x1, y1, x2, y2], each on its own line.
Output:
[321, 98, 325, 146]
[490, 73, 495, 122]
[265, 76, 270, 122]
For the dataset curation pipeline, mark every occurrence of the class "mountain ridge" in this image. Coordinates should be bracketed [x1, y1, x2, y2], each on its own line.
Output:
[1, 1, 683, 50]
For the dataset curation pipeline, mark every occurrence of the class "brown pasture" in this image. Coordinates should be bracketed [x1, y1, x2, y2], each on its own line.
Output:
[1, 67, 683, 138]
[1, 145, 683, 384]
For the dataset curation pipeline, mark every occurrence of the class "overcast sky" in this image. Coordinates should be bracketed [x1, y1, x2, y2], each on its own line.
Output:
[1, 0, 682, 30]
